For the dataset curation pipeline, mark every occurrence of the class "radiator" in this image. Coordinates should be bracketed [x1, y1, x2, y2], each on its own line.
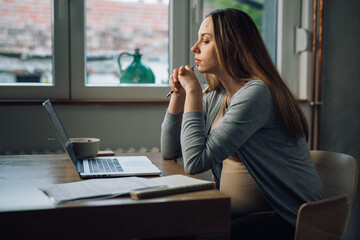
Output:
[2, 147, 160, 155]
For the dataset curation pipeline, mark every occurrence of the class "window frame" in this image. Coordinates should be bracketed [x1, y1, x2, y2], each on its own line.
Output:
[277, 0, 312, 100]
[0, 0, 310, 101]
[0, 0, 70, 100]
[70, 0, 200, 101]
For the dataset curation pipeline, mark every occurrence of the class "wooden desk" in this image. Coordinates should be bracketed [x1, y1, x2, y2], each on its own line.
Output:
[0, 153, 230, 240]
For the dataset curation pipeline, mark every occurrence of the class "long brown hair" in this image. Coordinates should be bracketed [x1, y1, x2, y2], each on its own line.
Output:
[205, 8, 308, 140]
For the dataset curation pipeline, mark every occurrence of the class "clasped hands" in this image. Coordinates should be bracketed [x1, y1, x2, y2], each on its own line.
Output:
[169, 65, 201, 97]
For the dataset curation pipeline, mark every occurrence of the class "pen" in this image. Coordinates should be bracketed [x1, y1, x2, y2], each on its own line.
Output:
[165, 64, 198, 99]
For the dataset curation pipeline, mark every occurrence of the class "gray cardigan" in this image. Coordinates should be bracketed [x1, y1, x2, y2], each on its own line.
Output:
[161, 80, 325, 226]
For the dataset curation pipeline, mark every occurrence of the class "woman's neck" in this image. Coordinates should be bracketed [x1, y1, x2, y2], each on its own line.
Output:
[216, 73, 247, 105]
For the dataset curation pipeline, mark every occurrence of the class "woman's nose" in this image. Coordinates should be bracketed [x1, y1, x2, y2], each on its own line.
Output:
[191, 42, 199, 53]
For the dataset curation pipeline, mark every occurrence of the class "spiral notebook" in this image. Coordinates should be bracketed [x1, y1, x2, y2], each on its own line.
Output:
[130, 174, 217, 199]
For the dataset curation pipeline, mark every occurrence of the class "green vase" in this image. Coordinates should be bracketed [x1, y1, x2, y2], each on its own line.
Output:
[118, 48, 155, 83]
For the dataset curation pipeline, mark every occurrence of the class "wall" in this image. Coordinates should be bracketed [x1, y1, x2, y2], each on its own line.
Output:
[321, 1, 360, 239]
[0, 104, 168, 154]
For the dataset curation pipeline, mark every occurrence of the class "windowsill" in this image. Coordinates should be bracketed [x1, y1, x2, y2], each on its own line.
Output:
[0, 98, 309, 105]
[0, 99, 170, 105]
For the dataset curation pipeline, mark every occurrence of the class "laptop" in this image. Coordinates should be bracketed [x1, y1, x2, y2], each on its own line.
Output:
[42, 99, 161, 178]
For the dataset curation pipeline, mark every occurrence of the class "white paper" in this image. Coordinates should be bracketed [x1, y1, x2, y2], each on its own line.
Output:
[39, 177, 167, 203]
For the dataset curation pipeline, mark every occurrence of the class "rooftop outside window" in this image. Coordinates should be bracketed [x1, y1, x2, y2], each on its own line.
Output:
[0, 0, 53, 85]
[85, 0, 169, 86]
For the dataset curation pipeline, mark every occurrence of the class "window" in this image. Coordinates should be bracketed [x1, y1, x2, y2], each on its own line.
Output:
[201, 0, 309, 100]
[202, 0, 277, 63]
[0, 0, 69, 99]
[0, 0, 307, 100]
[85, 0, 169, 86]
[70, 0, 171, 100]
[277, 0, 313, 99]
[0, 0, 53, 85]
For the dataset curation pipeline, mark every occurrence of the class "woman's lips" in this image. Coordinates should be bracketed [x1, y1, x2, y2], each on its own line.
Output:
[195, 58, 201, 64]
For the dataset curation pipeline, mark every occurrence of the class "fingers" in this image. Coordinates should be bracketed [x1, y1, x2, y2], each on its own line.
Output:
[172, 66, 184, 96]
[179, 66, 186, 75]
[170, 65, 194, 96]
[184, 65, 193, 71]
[169, 74, 181, 96]
[173, 68, 179, 83]
[179, 65, 193, 75]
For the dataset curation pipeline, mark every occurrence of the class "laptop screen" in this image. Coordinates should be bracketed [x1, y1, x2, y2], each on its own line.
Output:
[43, 99, 79, 170]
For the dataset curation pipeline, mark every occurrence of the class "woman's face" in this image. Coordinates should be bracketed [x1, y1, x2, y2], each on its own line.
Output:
[191, 17, 220, 74]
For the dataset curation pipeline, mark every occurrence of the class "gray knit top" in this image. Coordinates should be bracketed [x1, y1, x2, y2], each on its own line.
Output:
[161, 80, 325, 226]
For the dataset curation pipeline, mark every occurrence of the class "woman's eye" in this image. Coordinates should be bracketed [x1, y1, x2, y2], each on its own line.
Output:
[203, 40, 209, 44]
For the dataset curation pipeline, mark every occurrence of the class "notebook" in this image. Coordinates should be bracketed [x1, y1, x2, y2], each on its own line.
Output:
[42, 99, 161, 178]
[130, 174, 217, 200]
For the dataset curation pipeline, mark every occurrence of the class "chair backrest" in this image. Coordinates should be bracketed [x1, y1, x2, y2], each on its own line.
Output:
[310, 150, 358, 205]
[294, 151, 358, 240]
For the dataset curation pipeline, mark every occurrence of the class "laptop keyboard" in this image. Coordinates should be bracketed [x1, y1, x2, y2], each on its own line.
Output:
[89, 158, 124, 173]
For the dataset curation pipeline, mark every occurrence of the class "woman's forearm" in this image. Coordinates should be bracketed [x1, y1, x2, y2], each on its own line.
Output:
[184, 89, 203, 113]
[167, 94, 185, 114]
[160, 111, 183, 160]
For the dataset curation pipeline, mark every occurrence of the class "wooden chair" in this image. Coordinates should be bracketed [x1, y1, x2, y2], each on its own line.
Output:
[294, 150, 359, 240]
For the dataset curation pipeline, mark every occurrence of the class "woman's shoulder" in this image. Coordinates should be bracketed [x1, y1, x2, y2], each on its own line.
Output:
[244, 79, 269, 90]
[203, 80, 271, 105]
[235, 80, 271, 98]
[228, 80, 273, 111]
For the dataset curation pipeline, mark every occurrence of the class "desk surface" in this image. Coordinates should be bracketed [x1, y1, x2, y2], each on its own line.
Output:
[0, 153, 230, 240]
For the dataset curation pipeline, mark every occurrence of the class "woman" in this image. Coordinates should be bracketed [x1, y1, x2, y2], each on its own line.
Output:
[161, 8, 325, 239]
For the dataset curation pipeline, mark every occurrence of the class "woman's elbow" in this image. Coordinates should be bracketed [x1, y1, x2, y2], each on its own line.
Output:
[162, 154, 175, 160]
[184, 164, 194, 174]
[183, 159, 206, 175]
[161, 150, 179, 160]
